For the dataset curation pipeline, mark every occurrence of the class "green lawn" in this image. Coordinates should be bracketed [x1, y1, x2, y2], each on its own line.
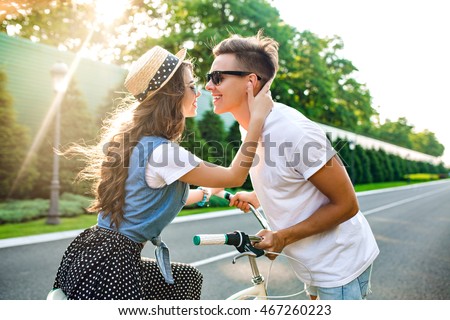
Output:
[0, 206, 234, 240]
[0, 180, 434, 240]
[353, 181, 419, 192]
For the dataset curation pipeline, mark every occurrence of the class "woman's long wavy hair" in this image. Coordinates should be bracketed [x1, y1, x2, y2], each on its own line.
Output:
[67, 61, 192, 228]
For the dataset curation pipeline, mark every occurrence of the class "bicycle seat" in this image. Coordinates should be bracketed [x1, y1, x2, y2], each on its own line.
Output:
[47, 288, 67, 300]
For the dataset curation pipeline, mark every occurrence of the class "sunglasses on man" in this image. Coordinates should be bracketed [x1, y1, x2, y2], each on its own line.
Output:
[206, 71, 262, 86]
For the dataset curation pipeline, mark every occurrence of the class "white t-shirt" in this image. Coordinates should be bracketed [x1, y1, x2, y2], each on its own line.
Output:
[146, 142, 201, 188]
[242, 102, 379, 287]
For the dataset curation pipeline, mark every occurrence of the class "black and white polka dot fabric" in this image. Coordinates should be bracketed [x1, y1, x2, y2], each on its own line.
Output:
[53, 226, 202, 300]
[136, 54, 179, 101]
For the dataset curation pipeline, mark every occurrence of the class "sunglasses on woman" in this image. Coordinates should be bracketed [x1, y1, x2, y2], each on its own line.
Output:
[206, 71, 262, 86]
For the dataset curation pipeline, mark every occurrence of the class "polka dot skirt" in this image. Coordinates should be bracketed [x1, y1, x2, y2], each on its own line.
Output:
[53, 226, 202, 300]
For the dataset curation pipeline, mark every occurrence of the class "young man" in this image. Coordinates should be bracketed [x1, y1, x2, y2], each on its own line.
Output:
[205, 31, 379, 300]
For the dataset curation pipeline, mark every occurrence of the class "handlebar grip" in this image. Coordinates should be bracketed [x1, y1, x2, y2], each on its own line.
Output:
[224, 191, 232, 201]
[193, 234, 227, 245]
[193, 232, 261, 246]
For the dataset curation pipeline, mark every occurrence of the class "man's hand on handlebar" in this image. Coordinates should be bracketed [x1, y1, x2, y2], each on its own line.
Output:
[253, 229, 285, 260]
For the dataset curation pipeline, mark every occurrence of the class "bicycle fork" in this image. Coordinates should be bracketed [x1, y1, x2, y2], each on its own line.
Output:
[227, 252, 268, 300]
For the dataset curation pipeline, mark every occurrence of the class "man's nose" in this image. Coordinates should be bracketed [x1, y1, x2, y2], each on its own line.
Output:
[205, 80, 214, 91]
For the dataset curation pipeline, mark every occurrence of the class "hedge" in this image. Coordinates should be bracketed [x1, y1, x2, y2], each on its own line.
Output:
[0, 193, 92, 224]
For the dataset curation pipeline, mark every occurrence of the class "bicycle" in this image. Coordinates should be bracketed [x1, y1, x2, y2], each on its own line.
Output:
[193, 191, 312, 300]
[47, 190, 262, 300]
[47, 191, 311, 300]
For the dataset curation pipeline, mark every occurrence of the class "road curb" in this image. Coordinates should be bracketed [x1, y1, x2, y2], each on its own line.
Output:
[0, 208, 243, 249]
[2, 180, 448, 249]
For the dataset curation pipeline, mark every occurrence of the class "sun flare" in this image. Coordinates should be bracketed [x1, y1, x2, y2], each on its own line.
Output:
[95, 0, 130, 24]
[74, 0, 130, 25]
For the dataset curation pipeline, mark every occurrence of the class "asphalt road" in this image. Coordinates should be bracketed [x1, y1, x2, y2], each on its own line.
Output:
[1, 180, 449, 300]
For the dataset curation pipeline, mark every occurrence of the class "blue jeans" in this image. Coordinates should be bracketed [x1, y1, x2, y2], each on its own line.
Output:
[306, 265, 373, 300]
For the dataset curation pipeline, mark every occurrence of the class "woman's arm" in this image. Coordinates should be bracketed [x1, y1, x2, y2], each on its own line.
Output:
[179, 80, 273, 187]
[228, 190, 260, 212]
[184, 187, 223, 206]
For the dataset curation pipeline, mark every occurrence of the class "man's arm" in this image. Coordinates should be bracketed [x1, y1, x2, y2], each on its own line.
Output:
[254, 155, 359, 259]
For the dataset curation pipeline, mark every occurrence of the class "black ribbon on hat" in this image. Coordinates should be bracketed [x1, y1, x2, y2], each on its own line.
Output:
[135, 53, 180, 101]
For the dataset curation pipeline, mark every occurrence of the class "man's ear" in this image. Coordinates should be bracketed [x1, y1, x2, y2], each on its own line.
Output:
[248, 74, 262, 96]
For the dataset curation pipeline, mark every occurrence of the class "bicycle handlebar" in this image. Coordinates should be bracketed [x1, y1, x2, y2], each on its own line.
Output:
[192, 191, 268, 257]
[193, 232, 261, 246]
[221, 191, 271, 231]
[193, 230, 265, 257]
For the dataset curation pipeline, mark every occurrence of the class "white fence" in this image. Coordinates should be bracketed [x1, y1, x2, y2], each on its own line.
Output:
[318, 123, 441, 165]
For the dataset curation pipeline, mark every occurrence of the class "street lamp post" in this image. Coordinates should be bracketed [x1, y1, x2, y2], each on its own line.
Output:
[47, 62, 69, 225]
[349, 140, 356, 185]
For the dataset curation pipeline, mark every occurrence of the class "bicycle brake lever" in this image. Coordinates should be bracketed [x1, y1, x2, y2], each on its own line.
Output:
[243, 242, 265, 257]
[234, 231, 265, 257]
[232, 252, 257, 264]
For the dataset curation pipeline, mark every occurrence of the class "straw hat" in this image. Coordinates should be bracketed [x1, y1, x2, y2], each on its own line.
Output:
[124, 46, 186, 101]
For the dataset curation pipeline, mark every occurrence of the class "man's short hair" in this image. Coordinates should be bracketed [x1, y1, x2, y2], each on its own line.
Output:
[213, 30, 279, 86]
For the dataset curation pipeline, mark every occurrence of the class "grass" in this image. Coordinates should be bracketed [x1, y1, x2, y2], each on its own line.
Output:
[353, 180, 423, 192]
[0, 214, 98, 239]
[0, 180, 440, 240]
[0, 206, 235, 240]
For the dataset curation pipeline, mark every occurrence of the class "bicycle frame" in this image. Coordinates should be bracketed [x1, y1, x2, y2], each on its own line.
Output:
[227, 282, 267, 300]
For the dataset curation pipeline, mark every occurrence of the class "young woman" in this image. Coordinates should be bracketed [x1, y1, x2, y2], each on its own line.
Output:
[51, 46, 273, 299]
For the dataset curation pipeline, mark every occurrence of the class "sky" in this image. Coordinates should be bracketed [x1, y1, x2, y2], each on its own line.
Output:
[271, 0, 450, 165]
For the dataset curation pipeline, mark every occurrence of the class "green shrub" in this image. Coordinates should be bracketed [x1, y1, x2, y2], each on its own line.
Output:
[0, 193, 92, 224]
[0, 199, 48, 223]
[60, 193, 92, 209]
[59, 201, 86, 217]
[403, 173, 440, 181]
[208, 195, 230, 207]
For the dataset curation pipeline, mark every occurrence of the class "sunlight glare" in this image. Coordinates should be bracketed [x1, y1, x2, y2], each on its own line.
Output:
[183, 40, 194, 50]
[94, 0, 130, 25]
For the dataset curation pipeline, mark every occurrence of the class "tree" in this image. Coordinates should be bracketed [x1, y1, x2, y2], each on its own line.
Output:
[378, 149, 394, 182]
[0, 0, 167, 64]
[292, 31, 334, 121]
[375, 117, 414, 149]
[326, 36, 377, 132]
[355, 145, 372, 184]
[410, 129, 444, 157]
[198, 107, 227, 165]
[152, 0, 299, 100]
[180, 117, 210, 161]
[1, 1, 95, 51]
[225, 121, 242, 166]
[2, 0, 444, 160]
[0, 70, 39, 199]
[224, 120, 252, 189]
[366, 149, 385, 183]
[388, 154, 403, 181]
